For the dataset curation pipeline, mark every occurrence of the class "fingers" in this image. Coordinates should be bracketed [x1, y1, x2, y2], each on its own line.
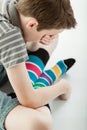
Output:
[50, 34, 58, 39]
[58, 79, 72, 100]
[40, 35, 51, 45]
[40, 35, 57, 45]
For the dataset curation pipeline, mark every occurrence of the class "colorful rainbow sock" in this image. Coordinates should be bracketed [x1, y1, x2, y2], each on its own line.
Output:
[7, 59, 75, 97]
[33, 58, 76, 89]
[26, 48, 49, 84]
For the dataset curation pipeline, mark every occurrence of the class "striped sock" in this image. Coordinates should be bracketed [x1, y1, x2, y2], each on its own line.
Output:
[25, 48, 49, 84]
[33, 58, 76, 89]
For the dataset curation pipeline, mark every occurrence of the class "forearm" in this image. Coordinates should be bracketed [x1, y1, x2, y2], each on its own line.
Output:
[19, 79, 69, 109]
[16, 81, 65, 108]
[34, 84, 62, 107]
[32, 79, 68, 108]
[6, 63, 69, 108]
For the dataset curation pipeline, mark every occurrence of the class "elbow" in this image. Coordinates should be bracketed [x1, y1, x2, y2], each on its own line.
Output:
[17, 89, 43, 108]
[18, 96, 41, 109]
[21, 100, 39, 108]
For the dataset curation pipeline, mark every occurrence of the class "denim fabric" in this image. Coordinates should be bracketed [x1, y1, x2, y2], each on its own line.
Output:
[0, 91, 19, 130]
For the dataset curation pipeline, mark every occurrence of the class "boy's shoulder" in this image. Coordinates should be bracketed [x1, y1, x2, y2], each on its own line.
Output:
[0, 15, 10, 37]
[0, 0, 21, 38]
[0, 11, 17, 37]
[0, 0, 20, 28]
[0, 0, 9, 18]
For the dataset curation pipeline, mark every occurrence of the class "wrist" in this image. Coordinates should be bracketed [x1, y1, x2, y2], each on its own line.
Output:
[57, 79, 71, 95]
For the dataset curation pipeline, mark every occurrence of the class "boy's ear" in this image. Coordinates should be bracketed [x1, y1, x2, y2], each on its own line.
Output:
[26, 18, 38, 29]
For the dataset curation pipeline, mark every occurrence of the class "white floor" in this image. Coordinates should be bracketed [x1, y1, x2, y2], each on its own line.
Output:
[46, 1, 87, 130]
[0, 1, 87, 130]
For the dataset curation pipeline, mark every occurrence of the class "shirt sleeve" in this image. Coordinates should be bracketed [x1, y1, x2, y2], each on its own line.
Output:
[0, 22, 28, 69]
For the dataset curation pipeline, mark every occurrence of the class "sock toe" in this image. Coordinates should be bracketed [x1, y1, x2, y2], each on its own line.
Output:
[64, 58, 76, 70]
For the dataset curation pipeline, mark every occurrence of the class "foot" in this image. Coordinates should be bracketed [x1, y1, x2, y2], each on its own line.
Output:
[57, 58, 76, 75]
[64, 58, 76, 71]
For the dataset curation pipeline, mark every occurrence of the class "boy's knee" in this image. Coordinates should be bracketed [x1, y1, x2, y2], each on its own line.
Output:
[36, 106, 53, 130]
[5, 105, 53, 130]
[35, 118, 52, 130]
[42, 118, 53, 130]
[35, 113, 53, 130]
[24, 114, 53, 130]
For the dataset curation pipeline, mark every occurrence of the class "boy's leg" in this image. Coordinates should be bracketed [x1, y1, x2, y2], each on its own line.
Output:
[33, 58, 76, 89]
[26, 39, 76, 89]
[26, 48, 50, 84]
[26, 38, 58, 84]
[5, 105, 53, 130]
[26, 39, 76, 87]
[0, 91, 52, 130]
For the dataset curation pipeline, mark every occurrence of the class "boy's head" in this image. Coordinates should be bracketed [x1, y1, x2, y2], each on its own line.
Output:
[16, 0, 77, 42]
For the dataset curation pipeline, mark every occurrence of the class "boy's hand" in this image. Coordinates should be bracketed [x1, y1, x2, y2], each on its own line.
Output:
[58, 79, 72, 100]
[40, 34, 57, 45]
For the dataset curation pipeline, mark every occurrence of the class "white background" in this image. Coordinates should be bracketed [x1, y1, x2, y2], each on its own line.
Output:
[46, 0, 87, 130]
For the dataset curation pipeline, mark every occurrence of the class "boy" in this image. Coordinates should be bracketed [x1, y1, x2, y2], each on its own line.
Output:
[0, 0, 76, 130]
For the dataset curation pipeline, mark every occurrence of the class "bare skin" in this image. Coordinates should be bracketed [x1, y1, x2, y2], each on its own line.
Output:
[5, 105, 53, 130]
[5, 79, 71, 130]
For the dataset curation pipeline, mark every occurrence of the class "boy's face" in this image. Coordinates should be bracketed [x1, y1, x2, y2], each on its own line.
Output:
[24, 28, 63, 43]
[20, 16, 63, 43]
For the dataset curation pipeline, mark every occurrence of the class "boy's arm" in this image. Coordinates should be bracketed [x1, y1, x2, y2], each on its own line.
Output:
[6, 62, 71, 108]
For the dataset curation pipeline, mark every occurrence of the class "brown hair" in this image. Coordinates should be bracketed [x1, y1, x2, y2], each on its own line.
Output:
[16, 0, 77, 31]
